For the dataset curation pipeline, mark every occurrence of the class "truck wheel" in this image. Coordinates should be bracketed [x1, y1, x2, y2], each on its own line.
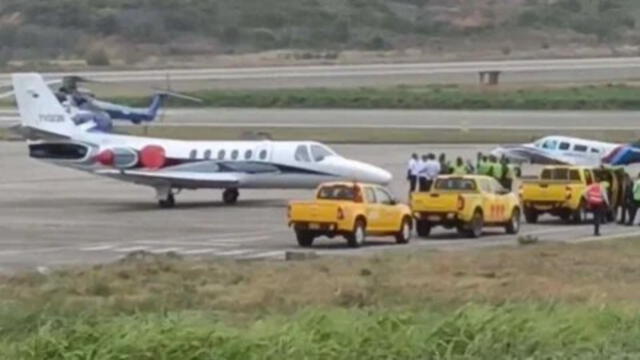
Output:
[524, 208, 538, 224]
[415, 220, 431, 238]
[395, 217, 412, 244]
[505, 208, 521, 234]
[572, 201, 587, 224]
[295, 230, 314, 248]
[467, 210, 484, 238]
[346, 219, 366, 248]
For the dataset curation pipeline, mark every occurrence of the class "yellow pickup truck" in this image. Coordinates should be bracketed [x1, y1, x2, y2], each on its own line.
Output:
[411, 175, 521, 238]
[520, 166, 623, 223]
[288, 182, 413, 248]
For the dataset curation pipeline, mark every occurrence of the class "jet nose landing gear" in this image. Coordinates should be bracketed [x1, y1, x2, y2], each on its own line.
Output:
[222, 188, 239, 205]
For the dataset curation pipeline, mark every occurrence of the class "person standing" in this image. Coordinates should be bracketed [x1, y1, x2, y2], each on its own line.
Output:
[439, 153, 451, 175]
[619, 173, 633, 225]
[418, 154, 429, 192]
[407, 153, 420, 194]
[628, 173, 640, 225]
[420, 153, 441, 192]
[501, 158, 514, 191]
[584, 180, 610, 236]
[451, 157, 469, 175]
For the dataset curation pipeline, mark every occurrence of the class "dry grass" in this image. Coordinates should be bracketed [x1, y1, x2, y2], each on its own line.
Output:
[3, 239, 640, 317]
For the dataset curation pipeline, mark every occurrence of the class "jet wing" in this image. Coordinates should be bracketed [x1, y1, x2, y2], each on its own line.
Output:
[492, 145, 569, 165]
[95, 168, 242, 189]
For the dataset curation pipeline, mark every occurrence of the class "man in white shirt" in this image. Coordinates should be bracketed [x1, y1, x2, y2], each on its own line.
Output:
[420, 153, 441, 192]
[407, 153, 420, 194]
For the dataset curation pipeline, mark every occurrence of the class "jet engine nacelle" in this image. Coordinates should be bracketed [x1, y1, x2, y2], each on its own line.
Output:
[95, 147, 139, 169]
[29, 141, 97, 165]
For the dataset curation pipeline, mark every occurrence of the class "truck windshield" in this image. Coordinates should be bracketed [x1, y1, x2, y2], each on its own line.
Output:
[434, 178, 477, 191]
[541, 168, 581, 181]
[317, 185, 358, 201]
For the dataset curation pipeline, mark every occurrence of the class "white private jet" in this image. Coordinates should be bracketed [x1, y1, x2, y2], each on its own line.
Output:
[13, 73, 392, 208]
[492, 135, 640, 166]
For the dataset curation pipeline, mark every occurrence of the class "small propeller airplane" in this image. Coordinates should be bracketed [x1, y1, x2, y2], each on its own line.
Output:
[492, 135, 640, 166]
[13, 73, 392, 208]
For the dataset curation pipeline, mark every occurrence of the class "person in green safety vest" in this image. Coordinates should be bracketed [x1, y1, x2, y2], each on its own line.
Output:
[489, 155, 502, 180]
[451, 157, 469, 175]
[501, 157, 514, 191]
[629, 173, 640, 225]
[477, 155, 491, 176]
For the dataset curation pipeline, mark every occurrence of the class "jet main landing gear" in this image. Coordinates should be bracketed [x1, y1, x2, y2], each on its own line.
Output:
[158, 193, 175, 208]
[156, 186, 178, 209]
[223, 188, 239, 204]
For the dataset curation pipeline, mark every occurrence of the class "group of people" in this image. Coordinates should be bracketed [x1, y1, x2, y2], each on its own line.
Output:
[406, 152, 520, 193]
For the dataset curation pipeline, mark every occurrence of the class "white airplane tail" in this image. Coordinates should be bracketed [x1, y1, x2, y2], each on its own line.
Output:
[12, 73, 78, 138]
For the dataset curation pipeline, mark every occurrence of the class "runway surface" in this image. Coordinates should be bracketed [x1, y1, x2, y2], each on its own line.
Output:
[2, 141, 640, 273]
[2, 108, 640, 131]
[3, 57, 640, 89]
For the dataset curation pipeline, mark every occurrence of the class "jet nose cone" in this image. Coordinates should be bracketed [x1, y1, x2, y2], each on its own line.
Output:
[356, 162, 393, 185]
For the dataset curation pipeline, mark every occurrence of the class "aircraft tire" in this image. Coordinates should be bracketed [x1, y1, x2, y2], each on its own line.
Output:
[158, 193, 175, 209]
[223, 188, 239, 204]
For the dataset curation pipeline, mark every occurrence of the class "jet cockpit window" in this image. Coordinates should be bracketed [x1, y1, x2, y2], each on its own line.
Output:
[542, 139, 558, 150]
[310, 144, 335, 162]
[294, 145, 311, 162]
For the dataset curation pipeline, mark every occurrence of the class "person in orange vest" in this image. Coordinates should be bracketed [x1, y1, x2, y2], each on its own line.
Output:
[583, 180, 610, 236]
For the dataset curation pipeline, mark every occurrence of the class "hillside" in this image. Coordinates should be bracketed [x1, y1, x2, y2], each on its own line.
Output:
[0, 0, 638, 67]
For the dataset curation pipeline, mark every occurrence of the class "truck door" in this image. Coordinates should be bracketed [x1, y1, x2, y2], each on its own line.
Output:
[478, 179, 498, 223]
[363, 186, 383, 232]
[374, 187, 398, 231]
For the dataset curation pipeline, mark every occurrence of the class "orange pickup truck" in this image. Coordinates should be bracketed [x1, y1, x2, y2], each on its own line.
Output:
[288, 182, 413, 248]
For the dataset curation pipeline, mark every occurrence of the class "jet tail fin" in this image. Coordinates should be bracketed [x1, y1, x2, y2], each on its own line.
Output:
[12, 73, 78, 138]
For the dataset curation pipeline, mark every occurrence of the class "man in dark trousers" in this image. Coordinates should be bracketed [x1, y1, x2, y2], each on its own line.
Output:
[627, 173, 640, 225]
[584, 180, 609, 236]
[407, 153, 420, 195]
[619, 173, 633, 225]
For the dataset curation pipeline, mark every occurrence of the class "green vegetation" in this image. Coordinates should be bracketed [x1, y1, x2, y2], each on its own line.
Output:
[118, 84, 640, 110]
[3, 238, 640, 358]
[0, 0, 637, 64]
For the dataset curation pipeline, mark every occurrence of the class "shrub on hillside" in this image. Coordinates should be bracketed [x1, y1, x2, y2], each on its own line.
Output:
[85, 47, 110, 66]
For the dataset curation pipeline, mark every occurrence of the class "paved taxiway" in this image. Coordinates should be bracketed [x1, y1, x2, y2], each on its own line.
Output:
[2, 141, 640, 273]
[3, 57, 640, 89]
[3, 108, 640, 131]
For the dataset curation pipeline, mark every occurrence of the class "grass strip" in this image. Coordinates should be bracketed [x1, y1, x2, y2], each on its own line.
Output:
[109, 83, 640, 110]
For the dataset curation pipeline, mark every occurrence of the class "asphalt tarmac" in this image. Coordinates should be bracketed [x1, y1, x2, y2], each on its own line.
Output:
[2, 141, 640, 273]
[3, 108, 640, 131]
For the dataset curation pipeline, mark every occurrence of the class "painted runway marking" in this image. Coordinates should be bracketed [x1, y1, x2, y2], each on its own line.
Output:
[213, 249, 253, 257]
[241, 250, 284, 260]
[148, 247, 182, 254]
[114, 246, 149, 253]
[81, 244, 115, 251]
